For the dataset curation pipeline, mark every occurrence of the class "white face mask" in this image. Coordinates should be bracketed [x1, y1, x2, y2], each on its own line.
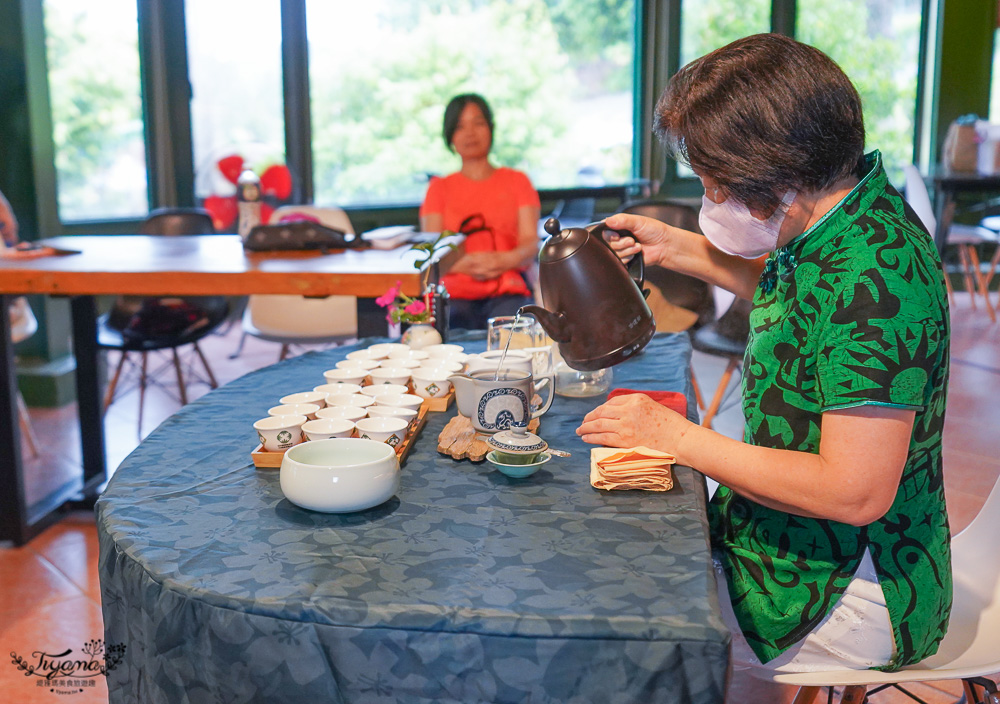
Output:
[698, 189, 797, 259]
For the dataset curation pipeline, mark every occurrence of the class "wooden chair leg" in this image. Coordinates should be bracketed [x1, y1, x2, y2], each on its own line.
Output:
[984, 245, 1000, 310]
[138, 352, 148, 440]
[16, 392, 40, 458]
[171, 348, 188, 405]
[690, 363, 706, 410]
[959, 245, 979, 310]
[279, 344, 290, 361]
[944, 265, 956, 306]
[192, 342, 218, 389]
[701, 357, 739, 428]
[791, 686, 822, 704]
[967, 245, 997, 322]
[840, 685, 867, 704]
[104, 351, 128, 410]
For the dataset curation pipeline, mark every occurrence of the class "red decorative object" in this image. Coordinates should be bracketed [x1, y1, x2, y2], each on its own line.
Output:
[201, 155, 292, 232]
[217, 155, 245, 185]
[203, 194, 238, 233]
[260, 164, 293, 200]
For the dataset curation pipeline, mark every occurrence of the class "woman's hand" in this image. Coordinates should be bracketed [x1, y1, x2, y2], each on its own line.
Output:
[577, 393, 690, 452]
[454, 251, 514, 280]
[601, 213, 682, 269]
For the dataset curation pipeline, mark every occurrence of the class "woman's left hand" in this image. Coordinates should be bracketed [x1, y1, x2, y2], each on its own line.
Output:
[576, 393, 689, 451]
[459, 251, 512, 280]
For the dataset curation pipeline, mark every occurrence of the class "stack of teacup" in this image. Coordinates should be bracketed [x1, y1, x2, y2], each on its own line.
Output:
[253, 342, 468, 453]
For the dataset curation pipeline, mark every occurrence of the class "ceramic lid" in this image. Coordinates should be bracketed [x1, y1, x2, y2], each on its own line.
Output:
[486, 422, 548, 455]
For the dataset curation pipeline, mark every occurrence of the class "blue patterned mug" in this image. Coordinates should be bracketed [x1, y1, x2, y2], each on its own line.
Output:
[449, 369, 553, 434]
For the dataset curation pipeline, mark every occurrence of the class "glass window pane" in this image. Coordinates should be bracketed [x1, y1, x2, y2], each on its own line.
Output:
[307, 0, 636, 207]
[680, 0, 770, 70]
[43, 0, 148, 221]
[991, 28, 1000, 122]
[798, 0, 923, 184]
[187, 0, 285, 207]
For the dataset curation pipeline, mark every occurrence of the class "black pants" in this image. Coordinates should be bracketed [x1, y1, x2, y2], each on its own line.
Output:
[448, 294, 533, 331]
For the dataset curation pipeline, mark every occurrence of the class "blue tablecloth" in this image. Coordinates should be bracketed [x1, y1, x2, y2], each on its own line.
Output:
[97, 332, 729, 703]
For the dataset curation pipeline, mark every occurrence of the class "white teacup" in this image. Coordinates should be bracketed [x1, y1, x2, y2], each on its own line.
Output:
[423, 343, 465, 358]
[387, 348, 430, 361]
[302, 418, 356, 441]
[269, 403, 321, 420]
[323, 368, 369, 385]
[379, 357, 420, 370]
[355, 416, 408, 448]
[335, 358, 379, 371]
[370, 367, 411, 386]
[367, 342, 409, 357]
[411, 369, 453, 399]
[316, 405, 369, 423]
[361, 384, 409, 398]
[279, 391, 327, 407]
[374, 393, 424, 411]
[254, 414, 307, 451]
[346, 348, 388, 361]
[366, 405, 418, 423]
[314, 383, 362, 401]
[416, 359, 463, 375]
[326, 393, 375, 408]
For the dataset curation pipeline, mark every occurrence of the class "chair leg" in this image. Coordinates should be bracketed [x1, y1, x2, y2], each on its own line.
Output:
[171, 348, 188, 406]
[984, 245, 1000, 310]
[959, 245, 979, 310]
[228, 330, 248, 360]
[279, 344, 290, 361]
[791, 687, 821, 704]
[16, 392, 40, 458]
[966, 245, 997, 322]
[138, 352, 148, 440]
[690, 363, 706, 410]
[104, 351, 128, 410]
[840, 686, 866, 704]
[944, 266, 956, 306]
[192, 342, 219, 389]
[701, 357, 739, 428]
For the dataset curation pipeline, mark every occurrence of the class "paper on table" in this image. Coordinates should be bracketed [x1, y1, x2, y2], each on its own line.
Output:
[590, 446, 676, 491]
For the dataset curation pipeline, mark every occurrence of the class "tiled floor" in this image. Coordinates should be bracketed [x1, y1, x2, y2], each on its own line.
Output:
[2, 296, 999, 703]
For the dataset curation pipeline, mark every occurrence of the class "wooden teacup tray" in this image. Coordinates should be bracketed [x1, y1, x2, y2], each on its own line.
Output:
[436, 414, 540, 462]
[423, 389, 454, 412]
[251, 402, 430, 469]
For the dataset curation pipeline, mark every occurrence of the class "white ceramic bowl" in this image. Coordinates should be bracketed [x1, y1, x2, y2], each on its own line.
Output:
[279, 438, 400, 513]
[302, 418, 355, 441]
[316, 405, 369, 422]
[387, 348, 430, 361]
[416, 360, 463, 375]
[374, 393, 424, 411]
[254, 414, 307, 452]
[335, 358, 380, 371]
[423, 343, 465, 358]
[268, 403, 321, 420]
[370, 367, 412, 386]
[326, 393, 375, 408]
[314, 383, 362, 400]
[360, 383, 409, 398]
[411, 370, 453, 399]
[323, 368, 369, 385]
[380, 357, 420, 369]
[279, 391, 327, 407]
[368, 342, 410, 357]
[346, 348, 388, 361]
[355, 416, 408, 448]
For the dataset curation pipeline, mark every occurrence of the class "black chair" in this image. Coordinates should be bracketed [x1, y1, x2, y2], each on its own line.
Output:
[99, 208, 230, 437]
[616, 198, 750, 426]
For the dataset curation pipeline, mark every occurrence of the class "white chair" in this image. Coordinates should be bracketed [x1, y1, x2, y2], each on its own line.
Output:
[239, 205, 358, 360]
[10, 297, 40, 457]
[750, 474, 1000, 704]
[904, 165, 998, 322]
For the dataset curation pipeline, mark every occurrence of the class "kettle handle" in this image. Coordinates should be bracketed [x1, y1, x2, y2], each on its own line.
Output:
[587, 221, 645, 291]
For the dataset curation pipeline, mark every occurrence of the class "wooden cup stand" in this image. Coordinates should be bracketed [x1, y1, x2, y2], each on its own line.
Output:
[251, 388, 455, 469]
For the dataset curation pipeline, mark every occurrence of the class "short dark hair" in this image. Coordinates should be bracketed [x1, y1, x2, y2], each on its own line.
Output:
[654, 33, 865, 214]
[443, 93, 494, 152]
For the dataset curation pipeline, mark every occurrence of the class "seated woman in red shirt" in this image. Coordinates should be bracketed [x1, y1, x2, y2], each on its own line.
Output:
[419, 94, 541, 330]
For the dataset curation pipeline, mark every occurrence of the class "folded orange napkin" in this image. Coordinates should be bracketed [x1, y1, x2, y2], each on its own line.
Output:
[590, 446, 676, 492]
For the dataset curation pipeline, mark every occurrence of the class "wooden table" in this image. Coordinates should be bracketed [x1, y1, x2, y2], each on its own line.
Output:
[0, 234, 461, 545]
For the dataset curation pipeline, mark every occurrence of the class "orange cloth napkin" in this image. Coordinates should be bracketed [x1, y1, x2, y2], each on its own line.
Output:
[590, 446, 676, 492]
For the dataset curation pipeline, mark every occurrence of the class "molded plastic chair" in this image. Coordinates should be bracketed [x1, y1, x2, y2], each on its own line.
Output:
[904, 165, 997, 321]
[690, 296, 751, 428]
[750, 475, 1000, 704]
[99, 208, 229, 437]
[238, 205, 358, 361]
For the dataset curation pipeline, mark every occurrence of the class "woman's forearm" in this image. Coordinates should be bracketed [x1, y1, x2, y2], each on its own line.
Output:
[660, 229, 766, 300]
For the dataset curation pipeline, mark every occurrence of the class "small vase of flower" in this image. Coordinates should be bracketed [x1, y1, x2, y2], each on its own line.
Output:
[375, 281, 442, 348]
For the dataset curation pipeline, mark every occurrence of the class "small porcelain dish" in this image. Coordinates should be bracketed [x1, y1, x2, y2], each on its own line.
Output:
[485, 450, 552, 479]
[485, 422, 548, 464]
[280, 438, 400, 513]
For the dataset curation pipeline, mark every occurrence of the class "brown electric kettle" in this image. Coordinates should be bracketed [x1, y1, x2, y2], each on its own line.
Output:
[519, 218, 655, 371]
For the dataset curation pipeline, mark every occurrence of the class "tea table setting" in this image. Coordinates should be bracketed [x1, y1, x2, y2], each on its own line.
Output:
[96, 328, 729, 703]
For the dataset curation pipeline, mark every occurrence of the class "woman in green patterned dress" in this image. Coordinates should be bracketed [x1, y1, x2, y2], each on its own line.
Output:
[577, 33, 951, 672]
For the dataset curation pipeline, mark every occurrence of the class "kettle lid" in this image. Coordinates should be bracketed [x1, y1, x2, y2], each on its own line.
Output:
[537, 217, 591, 263]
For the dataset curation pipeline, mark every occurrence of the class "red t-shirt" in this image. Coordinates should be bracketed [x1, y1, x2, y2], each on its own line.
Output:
[420, 167, 540, 300]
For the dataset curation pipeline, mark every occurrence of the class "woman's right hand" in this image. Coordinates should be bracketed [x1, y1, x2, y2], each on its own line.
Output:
[600, 213, 677, 268]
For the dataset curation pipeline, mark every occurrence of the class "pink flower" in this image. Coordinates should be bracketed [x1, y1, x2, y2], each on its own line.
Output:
[404, 300, 426, 316]
[376, 281, 402, 308]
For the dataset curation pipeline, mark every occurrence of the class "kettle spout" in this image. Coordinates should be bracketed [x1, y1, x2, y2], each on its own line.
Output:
[519, 305, 571, 343]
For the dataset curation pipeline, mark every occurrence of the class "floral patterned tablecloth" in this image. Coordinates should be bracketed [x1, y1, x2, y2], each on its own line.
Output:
[97, 331, 729, 704]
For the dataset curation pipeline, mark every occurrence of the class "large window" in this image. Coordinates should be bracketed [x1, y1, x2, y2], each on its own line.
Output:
[800, 0, 923, 182]
[186, 0, 286, 203]
[680, 0, 769, 68]
[43, 0, 148, 221]
[991, 27, 1000, 122]
[307, 0, 636, 207]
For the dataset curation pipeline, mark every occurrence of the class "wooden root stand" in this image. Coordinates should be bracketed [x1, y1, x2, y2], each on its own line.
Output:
[251, 390, 454, 469]
[436, 415, 540, 462]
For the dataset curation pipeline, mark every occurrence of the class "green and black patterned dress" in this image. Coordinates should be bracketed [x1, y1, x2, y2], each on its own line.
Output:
[708, 151, 952, 670]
